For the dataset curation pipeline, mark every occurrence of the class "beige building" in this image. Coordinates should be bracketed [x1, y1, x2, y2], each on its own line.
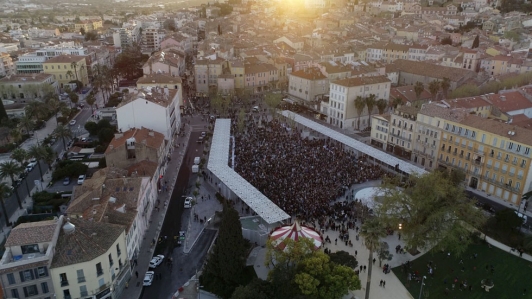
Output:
[0, 73, 58, 102]
[370, 114, 390, 150]
[288, 67, 329, 107]
[50, 219, 129, 299]
[194, 55, 226, 95]
[42, 55, 89, 88]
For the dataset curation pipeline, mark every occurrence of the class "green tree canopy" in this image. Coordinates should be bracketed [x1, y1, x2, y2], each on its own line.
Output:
[375, 171, 486, 255]
[495, 208, 522, 232]
[200, 205, 248, 299]
[328, 250, 358, 269]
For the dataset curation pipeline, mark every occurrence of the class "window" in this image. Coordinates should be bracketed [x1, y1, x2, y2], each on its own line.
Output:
[41, 282, 49, 294]
[77, 269, 85, 283]
[21, 244, 39, 254]
[60, 273, 68, 287]
[96, 263, 103, 277]
[23, 285, 38, 297]
[80, 285, 88, 297]
[11, 289, 19, 298]
[7, 273, 15, 284]
[20, 270, 34, 282]
[37, 267, 48, 278]
[109, 254, 114, 266]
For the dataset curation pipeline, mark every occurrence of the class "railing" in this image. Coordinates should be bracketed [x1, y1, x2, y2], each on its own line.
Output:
[97, 271, 104, 277]
[509, 172, 515, 177]
[512, 160, 517, 165]
[486, 164, 492, 169]
[61, 280, 69, 287]
[518, 175, 523, 180]
[78, 277, 86, 283]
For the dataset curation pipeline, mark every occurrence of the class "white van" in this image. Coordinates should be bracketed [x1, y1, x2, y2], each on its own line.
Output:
[194, 157, 200, 165]
[192, 165, 199, 173]
[252, 106, 259, 112]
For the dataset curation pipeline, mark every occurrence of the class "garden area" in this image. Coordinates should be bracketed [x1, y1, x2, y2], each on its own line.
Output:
[393, 237, 532, 299]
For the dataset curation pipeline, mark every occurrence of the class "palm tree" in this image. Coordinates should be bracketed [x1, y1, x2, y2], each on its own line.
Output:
[11, 148, 27, 167]
[389, 97, 403, 110]
[354, 96, 366, 130]
[0, 182, 12, 227]
[42, 146, 56, 168]
[27, 145, 45, 181]
[360, 218, 386, 299]
[66, 70, 74, 80]
[414, 81, 424, 101]
[10, 128, 21, 144]
[86, 91, 96, 113]
[70, 92, 79, 109]
[25, 101, 45, 121]
[71, 61, 79, 82]
[18, 116, 34, 135]
[440, 77, 451, 99]
[54, 125, 72, 152]
[365, 94, 377, 128]
[46, 98, 67, 124]
[428, 80, 440, 101]
[0, 161, 23, 209]
[376, 99, 387, 115]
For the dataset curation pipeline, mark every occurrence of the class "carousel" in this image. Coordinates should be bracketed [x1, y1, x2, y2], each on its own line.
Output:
[270, 221, 323, 251]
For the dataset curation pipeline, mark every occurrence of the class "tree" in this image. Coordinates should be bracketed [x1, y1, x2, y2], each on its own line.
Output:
[79, 27, 85, 35]
[25, 101, 46, 121]
[264, 92, 282, 117]
[27, 145, 46, 181]
[84, 30, 98, 41]
[0, 182, 12, 227]
[10, 148, 27, 167]
[440, 36, 453, 45]
[328, 250, 358, 269]
[440, 77, 451, 99]
[0, 161, 23, 209]
[230, 279, 272, 299]
[294, 251, 361, 299]
[18, 116, 34, 135]
[494, 208, 522, 232]
[54, 125, 72, 152]
[359, 218, 386, 299]
[70, 61, 79, 82]
[449, 84, 480, 98]
[428, 80, 440, 101]
[85, 91, 96, 113]
[389, 97, 402, 109]
[365, 94, 376, 128]
[375, 171, 486, 256]
[0, 98, 7, 122]
[504, 30, 520, 42]
[414, 81, 424, 101]
[472, 34, 480, 49]
[376, 99, 387, 115]
[69, 92, 79, 109]
[200, 205, 248, 299]
[376, 242, 393, 267]
[66, 70, 74, 81]
[354, 96, 366, 130]
[47, 98, 67, 125]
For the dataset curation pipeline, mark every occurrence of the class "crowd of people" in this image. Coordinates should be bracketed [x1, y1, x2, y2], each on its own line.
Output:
[233, 117, 384, 221]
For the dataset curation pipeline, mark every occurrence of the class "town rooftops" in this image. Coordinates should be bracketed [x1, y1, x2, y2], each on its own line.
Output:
[461, 114, 532, 146]
[483, 91, 532, 113]
[119, 87, 178, 108]
[332, 75, 390, 87]
[5, 219, 59, 247]
[51, 218, 124, 268]
[419, 102, 469, 122]
[392, 59, 476, 81]
[105, 127, 165, 154]
[290, 67, 327, 80]
[42, 54, 86, 64]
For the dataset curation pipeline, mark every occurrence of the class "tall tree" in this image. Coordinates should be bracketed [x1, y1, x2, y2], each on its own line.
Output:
[440, 77, 451, 99]
[360, 218, 386, 299]
[27, 145, 45, 181]
[376, 171, 486, 255]
[200, 205, 248, 299]
[354, 96, 366, 130]
[414, 81, 424, 101]
[376, 98, 387, 115]
[0, 182, 12, 227]
[365, 94, 376, 128]
[0, 161, 23, 208]
[85, 91, 96, 113]
[54, 125, 72, 152]
[428, 80, 440, 101]
[71, 61, 79, 82]
[46, 98, 67, 124]
[471, 34, 480, 49]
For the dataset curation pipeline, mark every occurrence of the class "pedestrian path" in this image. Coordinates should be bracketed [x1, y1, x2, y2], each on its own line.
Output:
[119, 125, 192, 299]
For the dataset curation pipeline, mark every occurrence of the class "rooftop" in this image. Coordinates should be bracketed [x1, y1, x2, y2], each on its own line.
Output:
[137, 73, 182, 85]
[333, 75, 390, 87]
[290, 67, 327, 80]
[42, 54, 86, 64]
[391, 59, 476, 81]
[105, 127, 165, 154]
[461, 114, 532, 146]
[5, 219, 59, 247]
[0, 73, 54, 84]
[51, 218, 124, 268]
[119, 88, 178, 108]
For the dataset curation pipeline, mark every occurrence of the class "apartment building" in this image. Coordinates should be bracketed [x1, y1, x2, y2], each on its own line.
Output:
[438, 114, 532, 205]
[112, 22, 141, 48]
[288, 67, 329, 107]
[116, 87, 181, 140]
[16, 44, 88, 74]
[244, 63, 279, 93]
[50, 219, 129, 299]
[388, 106, 419, 160]
[142, 49, 185, 77]
[328, 76, 391, 130]
[0, 73, 58, 101]
[42, 55, 88, 87]
[229, 60, 245, 90]
[370, 114, 390, 150]
[0, 217, 63, 299]
[383, 43, 410, 64]
[74, 19, 103, 32]
[141, 28, 163, 54]
[0, 52, 15, 76]
[194, 55, 226, 95]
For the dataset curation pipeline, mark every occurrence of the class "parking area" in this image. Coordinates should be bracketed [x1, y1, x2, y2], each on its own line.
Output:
[46, 179, 76, 194]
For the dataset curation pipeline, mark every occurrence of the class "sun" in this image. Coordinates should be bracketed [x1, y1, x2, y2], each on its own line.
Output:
[277, 0, 306, 11]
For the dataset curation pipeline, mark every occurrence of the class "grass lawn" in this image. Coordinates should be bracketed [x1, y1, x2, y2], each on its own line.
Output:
[392, 239, 532, 299]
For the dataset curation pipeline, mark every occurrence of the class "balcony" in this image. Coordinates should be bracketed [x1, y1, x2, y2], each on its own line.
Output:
[518, 175, 523, 180]
[486, 164, 492, 169]
[61, 280, 69, 287]
[509, 172, 515, 177]
[461, 143, 466, 148]
[78, 276, 86, 283]
[97, 271, 104, 277]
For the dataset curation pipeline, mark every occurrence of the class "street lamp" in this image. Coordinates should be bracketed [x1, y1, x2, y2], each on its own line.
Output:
[418, 276, 427, 299]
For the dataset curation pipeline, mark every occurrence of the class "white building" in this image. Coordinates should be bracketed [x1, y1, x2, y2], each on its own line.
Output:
[370, 114, 390, 150]
[328, 76, 391, 130]
[141, 28, 163, 54]
[112, 22, 141, 48]
[116, 87, 181, 140]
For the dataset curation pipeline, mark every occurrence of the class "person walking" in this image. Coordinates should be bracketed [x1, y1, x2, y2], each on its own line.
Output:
[379, 280, 383, 287]
[135, 271, 138, 279]
[383, 281, 386, 288]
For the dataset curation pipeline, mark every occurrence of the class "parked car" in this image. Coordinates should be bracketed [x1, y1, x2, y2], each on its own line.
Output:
[149, 255, 165, 268]
[201, 131, 206, 138]
[143, 271, 155, 286]
[515, 211, 528, 224]
[63, 177, 71, 185]
[197, 136, 204, 143]
[69, 120, 76, 126]
[184, 197, 192, 208]
[77, 175, 85, 185]
[26, 161, 37, 172]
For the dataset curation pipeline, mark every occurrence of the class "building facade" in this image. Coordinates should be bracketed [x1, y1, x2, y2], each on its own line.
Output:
[42, 55, 89, 87]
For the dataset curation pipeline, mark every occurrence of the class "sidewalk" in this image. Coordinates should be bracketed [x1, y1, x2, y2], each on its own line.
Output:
[118, 125, 192, 299]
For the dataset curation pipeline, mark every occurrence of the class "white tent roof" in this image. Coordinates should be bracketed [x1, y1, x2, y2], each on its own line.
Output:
[279, 111, 427, 175]
[207, 119, 291, 224]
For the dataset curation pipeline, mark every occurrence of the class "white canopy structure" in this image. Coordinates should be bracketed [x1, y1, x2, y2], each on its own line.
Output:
[279, 110, 427, 175]
[207, 119, 291, 224]
[270, 221, 323, 251]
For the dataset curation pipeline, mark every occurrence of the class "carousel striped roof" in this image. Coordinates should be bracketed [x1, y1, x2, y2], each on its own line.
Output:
[270, 221, 323, 250]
